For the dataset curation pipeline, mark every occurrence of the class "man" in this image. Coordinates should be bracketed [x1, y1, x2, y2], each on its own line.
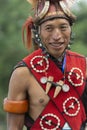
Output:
[3, 0, 87, 130]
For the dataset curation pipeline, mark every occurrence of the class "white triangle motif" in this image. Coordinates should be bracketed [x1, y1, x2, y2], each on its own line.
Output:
[62, 122, 71, 130]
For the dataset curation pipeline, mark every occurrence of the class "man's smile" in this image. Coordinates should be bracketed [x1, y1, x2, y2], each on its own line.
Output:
[49, 42, 64, 49]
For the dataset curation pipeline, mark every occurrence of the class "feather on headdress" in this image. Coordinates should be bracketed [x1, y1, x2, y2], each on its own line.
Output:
[27, 0, 75, 8]
[27, 0, 38, 7]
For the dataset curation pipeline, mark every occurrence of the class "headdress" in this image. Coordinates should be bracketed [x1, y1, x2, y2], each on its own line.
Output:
[23, 0, 76, 49]
[27, 0, 76, 24]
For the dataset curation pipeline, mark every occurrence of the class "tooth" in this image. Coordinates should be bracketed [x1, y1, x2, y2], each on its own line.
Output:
[53, 80, 64, 98]
[53, 85, 61, 98]
[46, 76, 54, 94]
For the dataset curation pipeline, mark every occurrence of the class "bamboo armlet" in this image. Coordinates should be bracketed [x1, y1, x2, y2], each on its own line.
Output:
[3, 97, 28, 114]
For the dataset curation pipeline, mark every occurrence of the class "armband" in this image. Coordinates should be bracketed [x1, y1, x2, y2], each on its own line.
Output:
[3, 97, 28, 114]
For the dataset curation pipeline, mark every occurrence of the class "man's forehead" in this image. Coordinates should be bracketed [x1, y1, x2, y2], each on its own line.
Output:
[39, 15, 70, 26]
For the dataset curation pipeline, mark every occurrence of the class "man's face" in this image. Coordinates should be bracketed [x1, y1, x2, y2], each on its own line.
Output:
[40, 18, 71, 58]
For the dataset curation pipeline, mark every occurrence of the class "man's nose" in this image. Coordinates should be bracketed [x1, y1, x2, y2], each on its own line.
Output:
[52, 28, 62, 40]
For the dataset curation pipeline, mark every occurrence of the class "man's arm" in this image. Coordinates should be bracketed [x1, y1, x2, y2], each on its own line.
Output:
[7, 113, 25, 130]
[5, 67, 29, 130]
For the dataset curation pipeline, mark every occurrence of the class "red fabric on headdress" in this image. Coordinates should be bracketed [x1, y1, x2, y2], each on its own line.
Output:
[22, 17, 33, 49]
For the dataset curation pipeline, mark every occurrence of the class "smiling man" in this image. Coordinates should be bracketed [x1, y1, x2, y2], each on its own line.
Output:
[3, 0, 87, 130]
[40, 18, 71, 58]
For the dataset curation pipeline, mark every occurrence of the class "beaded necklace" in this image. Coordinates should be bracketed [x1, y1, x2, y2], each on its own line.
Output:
[38, 50, 71, 98]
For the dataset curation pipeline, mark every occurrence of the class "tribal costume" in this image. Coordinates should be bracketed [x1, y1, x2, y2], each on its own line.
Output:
[20, 48, 86, 130]
[3, 0, 87, 130]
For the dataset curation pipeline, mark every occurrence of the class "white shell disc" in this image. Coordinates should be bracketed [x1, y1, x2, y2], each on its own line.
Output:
[62, 84, 70, 92]
[40, 77, 47, 84]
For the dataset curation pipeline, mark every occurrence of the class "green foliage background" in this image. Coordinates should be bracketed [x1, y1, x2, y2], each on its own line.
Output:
[0, 0, 87, 129]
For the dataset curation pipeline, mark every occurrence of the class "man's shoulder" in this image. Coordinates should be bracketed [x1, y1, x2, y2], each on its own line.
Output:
[10, 66, 29, 82]
[67, 50, 85, 58]
[23, 49, 42, 66]
[23, 48, 42, 60]
[13, 49, 41, 70]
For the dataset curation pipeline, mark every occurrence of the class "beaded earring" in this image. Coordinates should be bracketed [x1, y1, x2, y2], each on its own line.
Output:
[67, 32, 75, 50]
[32, 25, 50, 58]
[32, 25, 44, 50]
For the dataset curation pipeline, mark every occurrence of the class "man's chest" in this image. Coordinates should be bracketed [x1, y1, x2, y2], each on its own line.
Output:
[28, 77, 50, 107]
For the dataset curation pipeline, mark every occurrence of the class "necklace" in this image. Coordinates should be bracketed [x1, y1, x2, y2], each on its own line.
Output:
[41, 53, 70, 98]
[30, 51, 70, 98]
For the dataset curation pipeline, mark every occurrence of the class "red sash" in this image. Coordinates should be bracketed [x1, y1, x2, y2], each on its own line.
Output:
[23, 49, 86, 130]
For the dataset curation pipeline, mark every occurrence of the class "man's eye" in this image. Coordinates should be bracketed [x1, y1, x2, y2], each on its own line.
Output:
[45, 27, 53, 32]
[61, 25, 68, 31]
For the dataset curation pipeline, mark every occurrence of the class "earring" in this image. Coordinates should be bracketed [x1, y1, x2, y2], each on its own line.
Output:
[70, 32, 75, 44]
[67, 32, 75, 50]
[67, 44, 71, 50]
